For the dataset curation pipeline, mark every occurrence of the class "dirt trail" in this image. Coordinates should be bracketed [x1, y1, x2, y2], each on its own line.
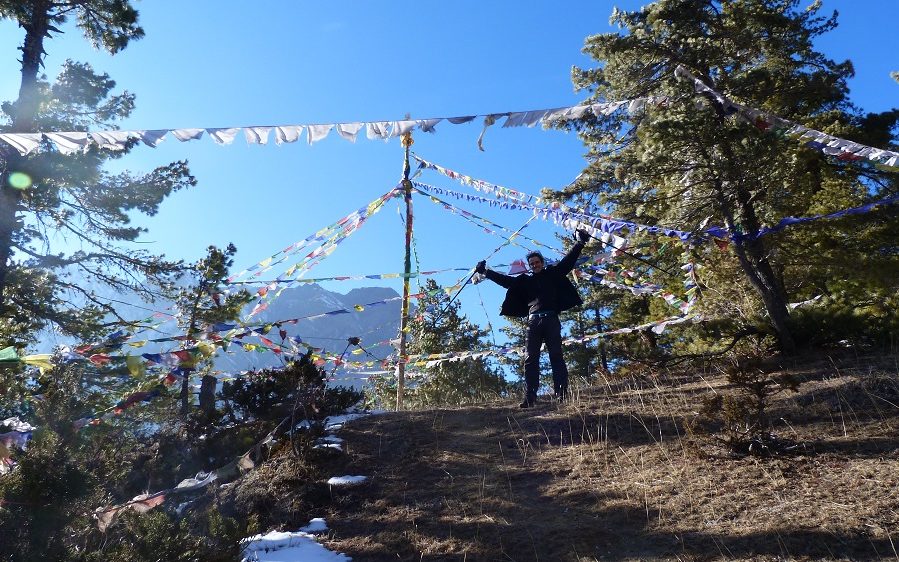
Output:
[317, 362, 899, 561]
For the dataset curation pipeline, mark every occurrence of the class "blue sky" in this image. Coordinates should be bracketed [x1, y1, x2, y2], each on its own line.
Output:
[0, 1, 896, 341]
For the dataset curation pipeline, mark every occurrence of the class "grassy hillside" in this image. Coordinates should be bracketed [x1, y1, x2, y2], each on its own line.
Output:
[293, 352, 899, 561]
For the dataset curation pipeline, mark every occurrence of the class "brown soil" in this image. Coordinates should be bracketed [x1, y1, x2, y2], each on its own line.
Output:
[312, 353, 899, 561]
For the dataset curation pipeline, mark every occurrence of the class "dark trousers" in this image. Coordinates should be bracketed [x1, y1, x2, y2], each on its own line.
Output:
[524, 314, 568, 399]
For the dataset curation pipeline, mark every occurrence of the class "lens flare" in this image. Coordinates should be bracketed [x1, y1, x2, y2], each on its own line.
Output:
[8, 172, 32, 190]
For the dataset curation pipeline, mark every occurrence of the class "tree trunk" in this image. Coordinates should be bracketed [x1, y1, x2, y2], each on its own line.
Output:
[199, 374, 217, 416]
[15, 1, 50, 131]
[731, 236, 797, 354]
[577, 313, 589, 379]
[180, 288, 205, 416]
[593, 306, 609, 374]
[716, 184, 797, 355]
[0, 184, 20, 308]
[0, 1, 51, 306]
[701, 86, 798, 356]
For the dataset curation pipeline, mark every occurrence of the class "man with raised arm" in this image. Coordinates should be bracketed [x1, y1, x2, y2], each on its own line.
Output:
[476, 228, 590, 407]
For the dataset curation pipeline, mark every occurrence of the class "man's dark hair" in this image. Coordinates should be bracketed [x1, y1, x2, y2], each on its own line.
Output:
[526, 251, 544, 264]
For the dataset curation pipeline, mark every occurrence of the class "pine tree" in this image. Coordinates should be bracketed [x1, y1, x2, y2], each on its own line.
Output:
[559, 237, 607, 381]
[404, 279, 507, 406]
[0, 1, 195, 347]
[497, 315, 529, 394]
[172, 244, 250, 419]
[560, 0, 898, 354]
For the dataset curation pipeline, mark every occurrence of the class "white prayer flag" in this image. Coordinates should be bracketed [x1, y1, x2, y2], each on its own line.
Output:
[45, 132, 90, 155]
[274, 125, 303, 144]
[171, 128, 205, 142]
[306, 124, 334, 145]
[135, 130, 168, 147]
[206, 128, 241, 145]
[336, 122, 364, 142]
[366, 122, 390, 140]
[243, 127, 272, 145]
[90, 131, 133, 150]
[387, 120, 417, 138]
[0, 133, 42, 155]
[416, 118, 441, 133]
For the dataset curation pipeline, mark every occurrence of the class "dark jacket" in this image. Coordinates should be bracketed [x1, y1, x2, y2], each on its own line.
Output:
[484, 241, 585, 317]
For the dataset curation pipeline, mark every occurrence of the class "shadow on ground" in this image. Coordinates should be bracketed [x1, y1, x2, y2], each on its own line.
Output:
[315, 370, 899, 562]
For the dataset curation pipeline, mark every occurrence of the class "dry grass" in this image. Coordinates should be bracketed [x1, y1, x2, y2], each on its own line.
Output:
[304, 351, 899, 561]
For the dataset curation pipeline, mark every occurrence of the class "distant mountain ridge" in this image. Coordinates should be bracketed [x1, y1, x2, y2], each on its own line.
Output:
[223, 283, 401, 377]
[37, 282, 402, 386]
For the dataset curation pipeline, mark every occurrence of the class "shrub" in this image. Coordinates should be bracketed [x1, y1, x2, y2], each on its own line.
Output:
[688, 357, 800, 456]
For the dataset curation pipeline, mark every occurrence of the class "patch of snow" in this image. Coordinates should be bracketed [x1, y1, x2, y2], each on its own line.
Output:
[241, 529, 349, 562]
[314, 443, 343, 451]
[323, 413, 365, 430]
[239, 408, 387, 560]
[295, 409, 383, 432]
[324, 409, 383, 430]
[299, 517, 328, 533]
[327, 475, 367, 486]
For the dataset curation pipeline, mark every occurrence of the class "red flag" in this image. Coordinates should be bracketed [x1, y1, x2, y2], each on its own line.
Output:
[89, 354, 111, 365]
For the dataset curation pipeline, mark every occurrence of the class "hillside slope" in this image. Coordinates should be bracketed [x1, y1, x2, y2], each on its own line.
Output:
[310, 353, 899, 561]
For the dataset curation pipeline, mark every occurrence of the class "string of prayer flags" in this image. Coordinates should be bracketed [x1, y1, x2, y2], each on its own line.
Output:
[415, 176, 899, 243]
[57, 285, 424, 373]
[63, 301, 385, 367]
[0, 346, 57, 373]
[414, 155, 626, 225]
[244, 187, 400, 319]
[226, 266, 475, 286]
[94, 471, 217, 532]
[747, 193, 899, 239]
[228, 189, 400, 284]
[0, 100, 638, 157]
[674, 66, 899, 170]
[415, 187, 562, 256]
[418, 151, 899, 244]
[394, 314, 701, 368]
[413, 155, 552, 207]
[73, 375, 180, 430]
[412, 180, 696, 240]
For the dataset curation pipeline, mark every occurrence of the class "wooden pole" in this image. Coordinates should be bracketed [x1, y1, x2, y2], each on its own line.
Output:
[396, 128, 414, 410]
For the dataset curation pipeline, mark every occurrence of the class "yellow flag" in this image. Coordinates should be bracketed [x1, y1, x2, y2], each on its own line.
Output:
[197, 341, 216, 357]
[125, 356, 146, 377]
[23, 354, 53, 373]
